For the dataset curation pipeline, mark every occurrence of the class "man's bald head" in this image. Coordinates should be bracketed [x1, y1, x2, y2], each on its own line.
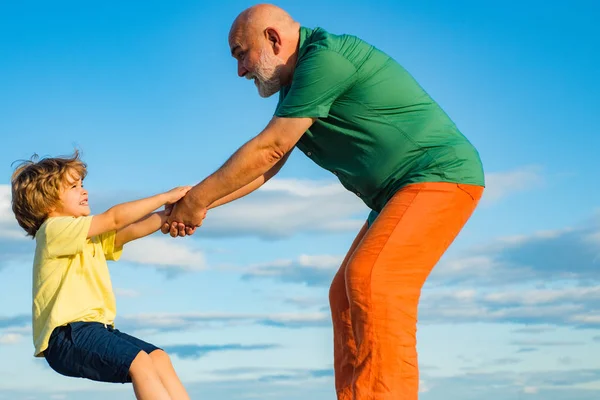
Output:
[229, 4, 298, 42]
[229, 4, 301, 97]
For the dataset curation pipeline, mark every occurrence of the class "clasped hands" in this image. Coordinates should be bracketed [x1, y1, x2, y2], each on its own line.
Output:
[161, 188, 207, 238]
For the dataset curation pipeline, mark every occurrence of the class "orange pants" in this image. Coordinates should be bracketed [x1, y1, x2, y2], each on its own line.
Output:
[329, 182, 484, 400]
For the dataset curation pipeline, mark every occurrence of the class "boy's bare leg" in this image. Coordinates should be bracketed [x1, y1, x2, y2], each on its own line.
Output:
[150, 350, 191, 400]
[129, 351, 172, 400]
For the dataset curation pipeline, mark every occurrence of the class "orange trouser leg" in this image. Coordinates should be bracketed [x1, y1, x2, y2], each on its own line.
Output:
[329, 182, 484, 400]
[329, 222, 369, 400]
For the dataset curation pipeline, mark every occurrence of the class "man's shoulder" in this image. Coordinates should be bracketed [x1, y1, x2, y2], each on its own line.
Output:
[301, 26, 361, 52]
[299, 26, 376, 70]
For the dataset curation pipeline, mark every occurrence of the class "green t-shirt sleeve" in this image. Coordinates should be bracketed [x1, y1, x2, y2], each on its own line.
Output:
[275, 49, 357, 118]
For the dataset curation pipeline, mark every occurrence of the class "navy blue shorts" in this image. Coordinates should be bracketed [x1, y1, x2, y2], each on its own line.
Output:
[43, 321, 161, 384]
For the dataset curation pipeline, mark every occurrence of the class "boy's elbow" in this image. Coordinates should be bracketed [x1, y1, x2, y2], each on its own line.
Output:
[106, 208, 123, 230]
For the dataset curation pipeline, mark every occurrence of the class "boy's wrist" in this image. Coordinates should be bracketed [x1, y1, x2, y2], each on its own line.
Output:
[156, 210, 167, 222]
[159, 192, 171, 205]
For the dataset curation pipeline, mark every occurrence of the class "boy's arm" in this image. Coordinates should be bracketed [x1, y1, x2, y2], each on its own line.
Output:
[114, 211, 167, 248]
[89, 186, 190, 239]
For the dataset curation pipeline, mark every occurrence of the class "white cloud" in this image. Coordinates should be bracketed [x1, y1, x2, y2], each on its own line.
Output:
[0, 185, 26, 240]
[118, 311, 330, 333]
[242, 254, 343, 287]
[120, 236, 207, 272]
[523, 386, 539, 394]
[419, 285, 600, 328]
[481, 166, 543, 204]
[0, 333, 23, 344]
[430, 225, 600, 286]
[260, 179, 346, 197]
[200, 178, 366, 239]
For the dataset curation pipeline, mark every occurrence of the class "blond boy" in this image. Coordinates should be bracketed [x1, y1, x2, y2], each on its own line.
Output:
[11, 151, 197, 400]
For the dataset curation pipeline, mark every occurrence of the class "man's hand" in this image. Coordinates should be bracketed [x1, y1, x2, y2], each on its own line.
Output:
[161, 191, 207, 237]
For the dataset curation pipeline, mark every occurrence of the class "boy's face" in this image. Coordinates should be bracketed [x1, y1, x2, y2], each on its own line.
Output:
[49, 169, 90, 218]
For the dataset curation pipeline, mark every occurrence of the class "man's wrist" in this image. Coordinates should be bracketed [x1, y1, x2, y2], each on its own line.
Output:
[186, 187, 207, 209]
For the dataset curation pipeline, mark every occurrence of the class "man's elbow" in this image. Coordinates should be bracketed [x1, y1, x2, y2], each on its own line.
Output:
[264, 145, 288, 165]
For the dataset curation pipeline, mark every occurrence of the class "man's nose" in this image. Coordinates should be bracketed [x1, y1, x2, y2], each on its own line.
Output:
[238, 61, 248, 77]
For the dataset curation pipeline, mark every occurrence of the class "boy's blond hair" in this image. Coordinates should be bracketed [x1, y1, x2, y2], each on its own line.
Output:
[11, 151, 87, 237]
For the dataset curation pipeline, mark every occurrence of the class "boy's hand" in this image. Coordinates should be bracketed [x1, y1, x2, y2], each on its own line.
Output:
[164, 186, 192, 205]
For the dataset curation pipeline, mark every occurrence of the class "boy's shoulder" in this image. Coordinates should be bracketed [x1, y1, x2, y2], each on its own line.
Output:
[36, 215, 94, 242]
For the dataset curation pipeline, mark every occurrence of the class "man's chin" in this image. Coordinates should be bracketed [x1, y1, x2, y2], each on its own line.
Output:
[256, 84, 280, 98]
[257, 90, 276, 98]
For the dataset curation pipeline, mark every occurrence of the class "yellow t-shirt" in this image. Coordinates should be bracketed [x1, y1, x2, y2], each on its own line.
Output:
[32, 216, 123, 357]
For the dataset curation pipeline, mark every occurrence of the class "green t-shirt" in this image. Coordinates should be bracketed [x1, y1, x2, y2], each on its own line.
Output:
[275, 27, 485, 212]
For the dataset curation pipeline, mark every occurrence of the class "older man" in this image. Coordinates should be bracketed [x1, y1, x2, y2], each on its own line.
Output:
[164, 4, 485, 399]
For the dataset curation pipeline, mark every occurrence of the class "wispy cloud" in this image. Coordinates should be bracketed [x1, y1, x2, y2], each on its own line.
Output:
[0, 185, 25, 240]
[199, 178, 366, 240]
[0, 333, 23, 345]
[282, 296, 329, 309]
[120, 236, 207, 273]
[422, 368, 600, 400]
[0, 314, 29, 329]
[509, 340, 585, 347]
[512, 326, 557, 334]
[516, 347, 539, 353]
[116, 311, 331, 333]
[242, 254, 342, 287]
[162, 343, 279, 360]
[0, 168, 551, 270]
[0, 316, 30, 345]
[429, 226, 600, 287]
[0, 369, 336, 400]
[419, 285, 600, 328]
[0, 186, 33, 270]
[481, 166, 543, 204]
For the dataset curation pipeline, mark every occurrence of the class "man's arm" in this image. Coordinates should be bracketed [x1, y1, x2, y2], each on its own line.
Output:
[165, 116, 314, 232]
[207, 149, 292, 209]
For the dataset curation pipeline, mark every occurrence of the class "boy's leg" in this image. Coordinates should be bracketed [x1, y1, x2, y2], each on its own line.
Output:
[345, 182, 483, 399]
[43, 322, 171, 399]
[150, 350, 191, 400]
[129, 351, 173, 400]
[112, 329, 190, 400]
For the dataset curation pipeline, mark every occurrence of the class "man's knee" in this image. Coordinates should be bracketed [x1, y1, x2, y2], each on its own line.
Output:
[328, 269, 346, 309]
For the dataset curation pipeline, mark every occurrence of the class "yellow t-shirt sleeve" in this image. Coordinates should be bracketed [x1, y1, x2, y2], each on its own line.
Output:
[40, 216, 93, 257]
[98, 230, 123, 261]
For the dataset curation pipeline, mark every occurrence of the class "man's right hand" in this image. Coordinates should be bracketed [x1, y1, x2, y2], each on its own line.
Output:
[163, 202, 199, 236]
[161, 190, 207, 237]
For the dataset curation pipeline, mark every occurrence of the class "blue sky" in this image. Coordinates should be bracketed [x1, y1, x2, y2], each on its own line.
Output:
[1, 1, 599, 399]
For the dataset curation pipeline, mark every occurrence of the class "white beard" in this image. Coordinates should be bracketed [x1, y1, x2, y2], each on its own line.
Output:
[246, 49, 284, 98]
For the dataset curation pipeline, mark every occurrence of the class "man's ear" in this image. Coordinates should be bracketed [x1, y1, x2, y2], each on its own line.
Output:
[265, 27, 282, 54]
